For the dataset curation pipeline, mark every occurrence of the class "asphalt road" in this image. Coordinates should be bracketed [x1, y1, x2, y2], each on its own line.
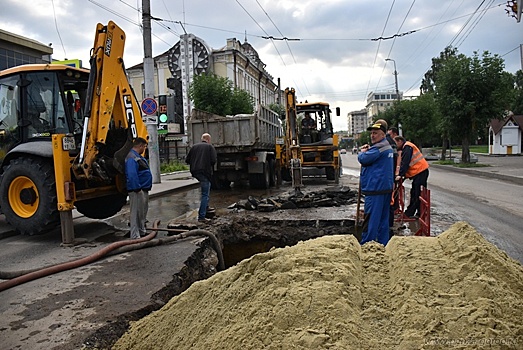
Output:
[428, 167, 523, 264]
[1, 153, 521, 349]
[342, 153, 523, 264]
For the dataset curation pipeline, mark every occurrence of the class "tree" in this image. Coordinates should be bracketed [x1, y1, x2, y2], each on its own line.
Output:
[510, 70, 523, 115]
[267, 102, 285, 120]
[189, 73, 232, 116]
[434, 50, 513, 163]
[374, 95, 441, 148]
[189, 73, 254, 116]
[230, 88, 254, 115]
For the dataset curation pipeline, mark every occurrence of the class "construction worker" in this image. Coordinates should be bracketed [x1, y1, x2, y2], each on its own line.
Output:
[387, 126, 400, 237]
[357, 121, 394, 246]
[301, 112, 317, 143]
[125, 137, 153, 239]
[375, 119, 399, 237]
[394, 136, 429, 218]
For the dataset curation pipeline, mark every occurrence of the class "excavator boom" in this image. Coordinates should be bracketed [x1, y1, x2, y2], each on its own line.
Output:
[75, 21, 147, 180]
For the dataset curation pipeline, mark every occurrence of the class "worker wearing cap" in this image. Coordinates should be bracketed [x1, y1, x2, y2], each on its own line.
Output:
[357, 122, 394, 245]
[394, 136, 429, 218]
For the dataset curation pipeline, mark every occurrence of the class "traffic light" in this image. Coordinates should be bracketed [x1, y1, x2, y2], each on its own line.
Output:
[157, 95, 168, 134]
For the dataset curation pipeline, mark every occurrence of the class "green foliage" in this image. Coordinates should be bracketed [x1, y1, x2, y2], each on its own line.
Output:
[374, 94, 441, 148]
[359, 131, 370, 145]
[267, 103, 285, 120]
[510, 70, 523, 115]
[230, 88, 254, 115]
[432, 160, 489, 168]
[189, 73, 254, 116]
[432, 48, 513, 163]
[160, 160, 188, 173]
[189, 73, 232, 116]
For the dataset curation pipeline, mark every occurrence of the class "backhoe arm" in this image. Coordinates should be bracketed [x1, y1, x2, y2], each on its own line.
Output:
[284, 88, 302, 193]
[74, 21, 147, 180]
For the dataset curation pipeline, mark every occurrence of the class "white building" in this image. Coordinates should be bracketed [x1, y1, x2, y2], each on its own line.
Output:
[366, 90, 402, 118]
[127, 34, 278, 135]
[489, 115, 523, 155]
[347, 109, 368, 137]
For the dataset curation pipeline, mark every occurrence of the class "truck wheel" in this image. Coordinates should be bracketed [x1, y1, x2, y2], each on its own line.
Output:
[211, 174, 230, 190]
[281, 168, 292, 182]
[269, 158, 276, 187]
[326, 166, 336, 180]
[75, 193, 127, 219]
[0, 157, 59, 235]
[249, 162, 270, 189]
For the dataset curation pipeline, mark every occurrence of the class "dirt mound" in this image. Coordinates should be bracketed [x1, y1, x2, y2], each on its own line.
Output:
[113, 222, 523, 350]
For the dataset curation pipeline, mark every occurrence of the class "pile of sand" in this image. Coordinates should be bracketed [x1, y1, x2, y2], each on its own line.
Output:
[113, 222, 523, 349]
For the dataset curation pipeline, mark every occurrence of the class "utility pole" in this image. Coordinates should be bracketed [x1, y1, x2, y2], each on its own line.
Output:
[142, 0, 160, 183]
[385, 58, 400, 102]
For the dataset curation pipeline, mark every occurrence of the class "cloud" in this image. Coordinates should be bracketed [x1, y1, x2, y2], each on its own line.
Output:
[1, 0, 521, 131]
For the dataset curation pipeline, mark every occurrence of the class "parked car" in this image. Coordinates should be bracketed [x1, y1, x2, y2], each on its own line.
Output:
[340, 149, 347, 154]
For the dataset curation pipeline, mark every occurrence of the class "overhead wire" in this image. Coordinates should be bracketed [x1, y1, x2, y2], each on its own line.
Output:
[402, 1, 503, 96]
[51, 0, 67, 58]
[455, 0, 495, 48]
[374, 0, 417, 94]
[253, 0, 311, 98]
[233, 0, 306, 97]
[364, 0, 397, 102]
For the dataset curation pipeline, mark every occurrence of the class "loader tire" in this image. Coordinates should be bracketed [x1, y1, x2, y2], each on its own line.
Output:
[75, 193, 127, 219]
[0, 157, 59, 235]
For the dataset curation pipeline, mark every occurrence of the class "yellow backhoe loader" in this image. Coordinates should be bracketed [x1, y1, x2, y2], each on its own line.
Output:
[0, 21, 148, 237]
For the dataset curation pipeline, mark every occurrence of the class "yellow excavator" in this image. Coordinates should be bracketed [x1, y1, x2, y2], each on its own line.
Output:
[276, 88, 341, 194]
[0, 21, 148, 236]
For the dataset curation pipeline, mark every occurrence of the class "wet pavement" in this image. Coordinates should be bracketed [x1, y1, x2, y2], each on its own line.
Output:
[0, 153, 522, 349]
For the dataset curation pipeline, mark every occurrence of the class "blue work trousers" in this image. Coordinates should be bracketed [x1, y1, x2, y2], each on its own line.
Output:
[360, 193, 390, 246]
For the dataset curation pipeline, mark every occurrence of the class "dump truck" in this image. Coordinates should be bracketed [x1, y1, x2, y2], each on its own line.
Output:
[0, 21, 148, 236]
[187, 106, 282, 189]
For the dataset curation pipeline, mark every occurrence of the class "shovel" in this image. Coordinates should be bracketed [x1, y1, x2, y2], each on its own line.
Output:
[353, 169, 363, 242]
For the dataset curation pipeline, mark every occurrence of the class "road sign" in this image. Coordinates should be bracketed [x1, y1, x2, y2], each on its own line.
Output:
[141, 98, 158, 115]
[158, 123, 168, 135]
[143, 115, 158, 125]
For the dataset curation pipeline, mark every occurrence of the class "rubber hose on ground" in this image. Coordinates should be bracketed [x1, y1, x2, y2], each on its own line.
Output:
[0, 221, 225, 292]
[108, 227, 225, 271]
[0, 220, 160, 292]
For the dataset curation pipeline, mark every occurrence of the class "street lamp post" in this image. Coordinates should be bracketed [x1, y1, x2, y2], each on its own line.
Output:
[385, 58, 400, 102]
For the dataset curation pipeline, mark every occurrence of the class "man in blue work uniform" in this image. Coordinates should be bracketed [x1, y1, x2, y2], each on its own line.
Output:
[357, 122, 394, 245]
[125, 137, 153, 239]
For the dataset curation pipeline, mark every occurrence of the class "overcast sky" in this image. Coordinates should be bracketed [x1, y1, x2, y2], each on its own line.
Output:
[2, 0, 522, 131]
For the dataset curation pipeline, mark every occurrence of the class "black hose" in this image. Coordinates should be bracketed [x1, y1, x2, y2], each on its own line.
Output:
[0, 220, 224, 292]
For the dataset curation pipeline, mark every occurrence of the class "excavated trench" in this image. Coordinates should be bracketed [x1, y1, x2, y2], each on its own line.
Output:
[215, 216, 357, 268]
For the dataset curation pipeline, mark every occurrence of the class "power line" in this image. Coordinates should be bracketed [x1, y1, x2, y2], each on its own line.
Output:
[51, 0, 67, 58]
[365, 0, 397, 102]
[233, 0, 307, 97]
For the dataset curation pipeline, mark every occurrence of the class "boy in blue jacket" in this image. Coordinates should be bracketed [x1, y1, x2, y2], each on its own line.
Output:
[357, 122, 394, 245]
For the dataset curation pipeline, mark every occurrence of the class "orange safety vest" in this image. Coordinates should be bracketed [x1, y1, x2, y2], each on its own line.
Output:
[404, 141, 429, 178]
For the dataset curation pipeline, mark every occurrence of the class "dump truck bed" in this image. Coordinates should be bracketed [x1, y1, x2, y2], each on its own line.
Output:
[188, 107, 282, 152]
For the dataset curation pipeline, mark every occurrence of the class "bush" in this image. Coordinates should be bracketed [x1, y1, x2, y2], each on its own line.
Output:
[160, 160, 188, 174]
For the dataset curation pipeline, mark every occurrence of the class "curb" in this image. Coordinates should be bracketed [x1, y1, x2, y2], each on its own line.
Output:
[428, 164, 523, 186]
